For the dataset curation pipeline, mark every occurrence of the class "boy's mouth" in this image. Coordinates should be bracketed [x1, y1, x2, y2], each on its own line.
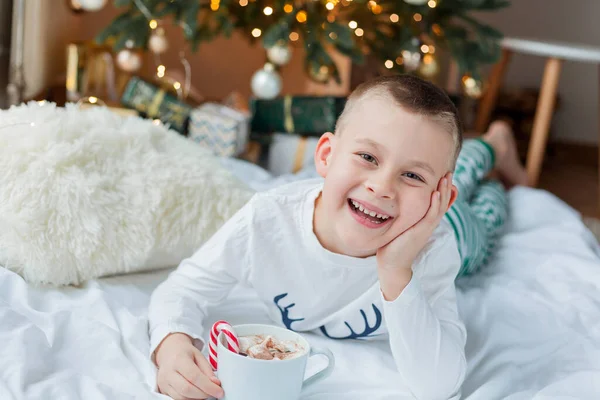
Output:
[347, 198, 393, 228]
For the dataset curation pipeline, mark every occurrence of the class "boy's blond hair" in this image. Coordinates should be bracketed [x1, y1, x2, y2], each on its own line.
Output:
[335, 75, 463, 170]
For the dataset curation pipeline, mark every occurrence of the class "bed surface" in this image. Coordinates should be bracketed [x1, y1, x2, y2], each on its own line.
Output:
[2, 159, 600, 400]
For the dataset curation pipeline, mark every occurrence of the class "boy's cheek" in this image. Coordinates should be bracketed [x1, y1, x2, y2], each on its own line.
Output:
[397, 194, 430, 226]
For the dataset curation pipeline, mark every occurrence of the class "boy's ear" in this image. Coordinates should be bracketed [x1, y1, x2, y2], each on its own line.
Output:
[447, 184, 458, 211]
[314, 132, 335, 178]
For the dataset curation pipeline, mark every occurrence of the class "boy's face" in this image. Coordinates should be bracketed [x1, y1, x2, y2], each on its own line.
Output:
[314, 94, 457, 258]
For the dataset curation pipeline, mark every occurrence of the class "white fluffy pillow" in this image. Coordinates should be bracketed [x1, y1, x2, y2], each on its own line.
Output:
[0, 102, 254, 286]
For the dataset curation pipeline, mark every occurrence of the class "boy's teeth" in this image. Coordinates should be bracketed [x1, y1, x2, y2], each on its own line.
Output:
[350, 199, 391, 220]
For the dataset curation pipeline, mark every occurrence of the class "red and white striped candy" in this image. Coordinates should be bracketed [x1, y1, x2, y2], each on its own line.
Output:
[209, 320, 240, 370]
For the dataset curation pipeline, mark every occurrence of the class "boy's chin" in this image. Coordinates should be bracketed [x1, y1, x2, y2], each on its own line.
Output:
[337, 233, 382, 258]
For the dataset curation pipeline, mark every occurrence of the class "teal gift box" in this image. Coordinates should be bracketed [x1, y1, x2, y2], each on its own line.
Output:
[189, 103, 250, 157]
[250, 96, 347, 136]
[120, 76, 193, 134]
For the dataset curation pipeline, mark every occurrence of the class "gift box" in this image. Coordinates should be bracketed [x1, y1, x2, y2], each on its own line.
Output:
[120, 76, 193, 134]
[66, 41, 131, 103]
[268, 133, 319, 176]
[250, 96, 347, 136]
[188, 103, 250, 157]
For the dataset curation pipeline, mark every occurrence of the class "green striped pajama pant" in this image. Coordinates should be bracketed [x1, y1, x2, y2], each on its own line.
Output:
[443, 139, 508, 278]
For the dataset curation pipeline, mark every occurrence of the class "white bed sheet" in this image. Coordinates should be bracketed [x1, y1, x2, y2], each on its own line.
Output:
[2, 159, 600, 400]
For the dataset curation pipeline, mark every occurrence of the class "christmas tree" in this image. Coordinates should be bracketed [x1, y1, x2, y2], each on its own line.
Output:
[96, 0, 508, 88]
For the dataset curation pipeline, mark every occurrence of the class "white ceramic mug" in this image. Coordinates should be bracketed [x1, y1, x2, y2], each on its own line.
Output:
[216, 324, 335, 400]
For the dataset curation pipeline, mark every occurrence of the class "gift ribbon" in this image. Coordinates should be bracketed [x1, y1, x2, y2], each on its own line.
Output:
[149, 90, 166, 117]
[284, 95, 295, 133]
[292, 136, 307, 174]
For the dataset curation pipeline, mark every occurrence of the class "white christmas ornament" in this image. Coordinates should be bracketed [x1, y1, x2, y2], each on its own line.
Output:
[402, 50, 421, 71]
[403, 0, 428, 4]
[251, 63, 282, 99]
[77, 0, 108, 11]
[116, 49, 143, 72]
[266, 43, 292, 66]
[149, 28, 169, 54]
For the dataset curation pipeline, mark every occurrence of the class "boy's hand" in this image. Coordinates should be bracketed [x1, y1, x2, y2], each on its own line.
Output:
[155, 333, 225, 399]
[377, 173, 453, 300]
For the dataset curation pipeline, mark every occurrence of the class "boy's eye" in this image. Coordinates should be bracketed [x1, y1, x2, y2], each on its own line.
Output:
[404, 172, 424, 182]
[359, 153, 377, 164]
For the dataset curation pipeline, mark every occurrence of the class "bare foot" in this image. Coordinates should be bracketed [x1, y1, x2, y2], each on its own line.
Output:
[483, 121, 529, 188]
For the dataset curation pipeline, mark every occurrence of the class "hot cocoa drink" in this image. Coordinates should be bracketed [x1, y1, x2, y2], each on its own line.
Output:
[238, 334, 305, 360]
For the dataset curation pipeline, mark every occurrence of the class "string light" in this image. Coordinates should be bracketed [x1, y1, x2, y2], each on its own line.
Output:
[432, 23, 442, 35]
[348, 20, 358, 29]
[421, 44, 429, 53]
[329, 32, 338, 40]
[239, 0, 248, 6]
[210, 0, 219, 11]
[395, 56, 403, 65]
[263, 6, 273, 15]
[413, 13, 422, 22]
[355, 28, 364, 36]
[428, 0, 437, 8]
[384, 60, 393, 69]
[372, 4, 382, 14]
[326, 1, 335, 10]
[149, 19, 158, 29]
[284, 3, 293, 12]
[173, 81, 181, 90]
[157, 64, 166, 78]
[296, 10, 307, 23]
[429, 45, 435, 54]
[423, 54, 434, 64]
[463, 75, 477, 88]
[390, 13, 399, 23]
[289, 31, 299, 41]
[88, 96, 98, 104]
[252, 28, 262, 37]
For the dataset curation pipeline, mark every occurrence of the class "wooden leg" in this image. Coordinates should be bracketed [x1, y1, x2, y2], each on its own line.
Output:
[474, 48, 513, 133]
[526, 57, 563, 187]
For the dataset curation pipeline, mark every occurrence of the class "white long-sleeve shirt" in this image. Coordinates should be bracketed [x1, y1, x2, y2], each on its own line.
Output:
[149, 178, 467, 400]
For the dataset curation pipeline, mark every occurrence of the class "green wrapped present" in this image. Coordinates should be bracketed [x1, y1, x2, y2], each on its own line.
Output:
[250, 96, 347, 136]
[120, 76, 193, 134]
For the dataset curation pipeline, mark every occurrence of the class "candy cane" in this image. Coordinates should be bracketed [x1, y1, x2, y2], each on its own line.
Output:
[209, 320, 240, 370]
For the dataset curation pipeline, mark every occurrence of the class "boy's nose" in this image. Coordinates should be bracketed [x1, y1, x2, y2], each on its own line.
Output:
[365, 178, 395, 199]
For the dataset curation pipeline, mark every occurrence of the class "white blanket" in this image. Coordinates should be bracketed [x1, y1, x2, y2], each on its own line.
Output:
[2, 159, 600, 400]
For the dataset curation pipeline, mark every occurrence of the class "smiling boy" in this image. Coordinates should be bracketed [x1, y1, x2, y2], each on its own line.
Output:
[149, 75, 467, 400]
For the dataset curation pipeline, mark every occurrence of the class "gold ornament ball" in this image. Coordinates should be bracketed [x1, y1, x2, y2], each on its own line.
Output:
[462, 75, 484, 99]
[308, 64, 331, 83]
[149, 28, 169, 54]
[116, 48, 143, 72]
[419, 55, 439, 78]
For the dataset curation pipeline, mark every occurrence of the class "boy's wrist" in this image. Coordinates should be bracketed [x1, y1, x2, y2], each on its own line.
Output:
[155, 332, 193, 366]
[378, 268, 413, 301]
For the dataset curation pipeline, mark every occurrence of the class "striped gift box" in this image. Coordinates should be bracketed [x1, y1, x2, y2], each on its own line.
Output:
[189, 103, 249, 157]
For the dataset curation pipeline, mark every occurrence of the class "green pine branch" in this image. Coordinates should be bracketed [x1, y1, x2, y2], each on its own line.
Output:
[95, 0, 510, 84]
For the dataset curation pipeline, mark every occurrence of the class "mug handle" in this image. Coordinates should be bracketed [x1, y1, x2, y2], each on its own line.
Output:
[302, 346, 335, 390]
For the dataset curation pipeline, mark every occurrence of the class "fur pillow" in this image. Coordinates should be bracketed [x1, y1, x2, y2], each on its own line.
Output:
[0, 102, 254, 286]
